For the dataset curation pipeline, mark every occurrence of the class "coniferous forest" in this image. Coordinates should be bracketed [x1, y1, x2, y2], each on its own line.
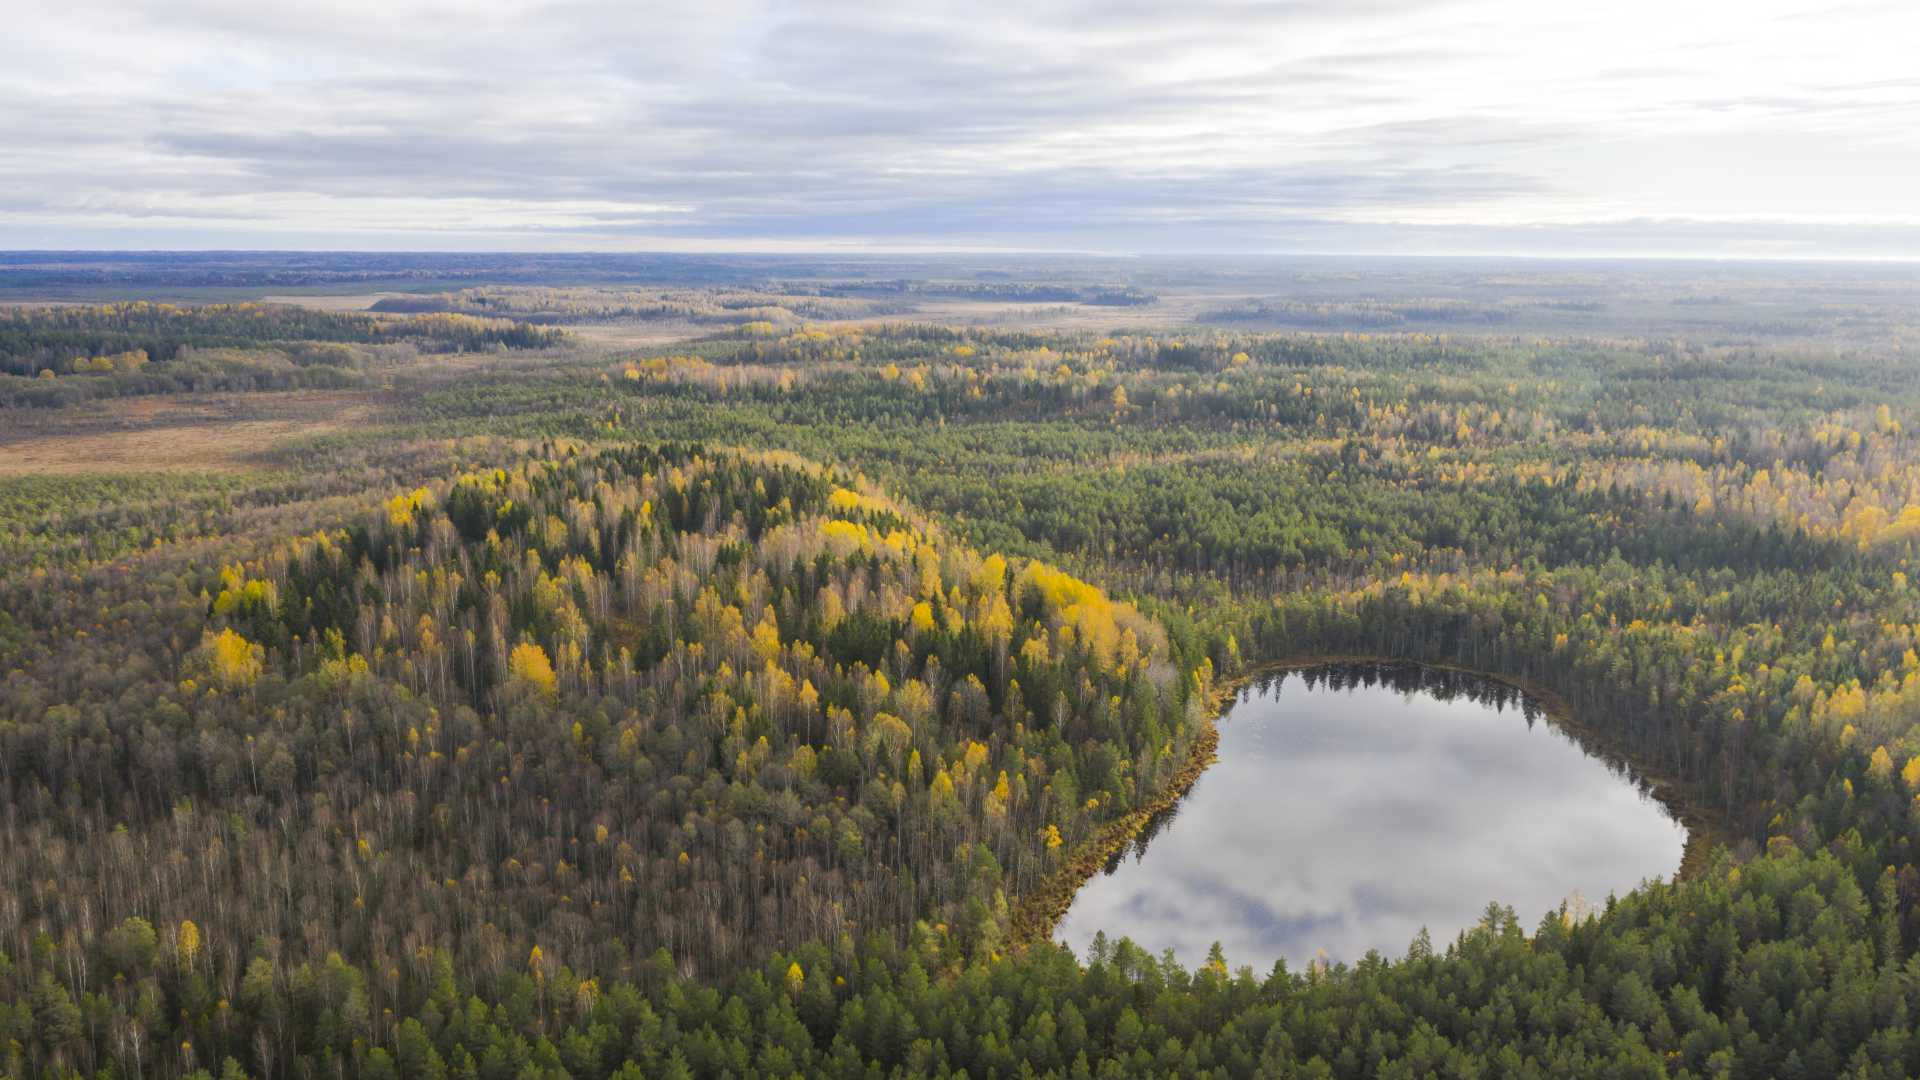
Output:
[5, 256, 1920, 1077]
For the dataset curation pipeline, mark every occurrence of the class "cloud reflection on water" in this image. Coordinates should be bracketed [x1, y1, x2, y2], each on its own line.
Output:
[1055, 663, 1687, 972]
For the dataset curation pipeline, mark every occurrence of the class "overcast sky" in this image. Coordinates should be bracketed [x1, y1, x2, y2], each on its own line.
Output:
[3, 0, 1917, 256]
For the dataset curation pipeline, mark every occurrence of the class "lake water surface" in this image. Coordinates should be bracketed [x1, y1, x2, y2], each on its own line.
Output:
[1055, 662, 1687, 972]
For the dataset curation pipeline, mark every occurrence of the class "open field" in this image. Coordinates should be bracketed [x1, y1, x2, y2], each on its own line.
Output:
[256, 292, 395, 311]
[0, 390, 383, 473]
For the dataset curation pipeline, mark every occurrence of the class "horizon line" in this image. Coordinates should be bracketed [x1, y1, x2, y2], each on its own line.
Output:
[6, 247, 1920, 267]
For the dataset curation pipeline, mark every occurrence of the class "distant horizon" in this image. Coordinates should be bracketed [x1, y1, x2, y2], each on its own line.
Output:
[7, 246, 1920, 268]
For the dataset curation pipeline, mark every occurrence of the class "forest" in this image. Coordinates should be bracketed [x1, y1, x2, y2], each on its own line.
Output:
[0, 303, 565, 377]
[3, 265, 1920, 1078]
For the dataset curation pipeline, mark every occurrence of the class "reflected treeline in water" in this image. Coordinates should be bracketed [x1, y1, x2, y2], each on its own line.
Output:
[1103, 661, 1675, 876]
[1107, 794, 1183, 873]
[1259, 661, 1540, 725]
[1270, 661, 1669, 808]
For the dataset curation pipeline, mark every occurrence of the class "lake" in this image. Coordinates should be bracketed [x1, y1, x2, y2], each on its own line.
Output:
[1054, 662, 1687, 973]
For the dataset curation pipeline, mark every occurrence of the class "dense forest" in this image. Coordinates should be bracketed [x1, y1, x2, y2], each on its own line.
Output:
[4, 300, 1920, 1077]
[0, 303, 565, 377]
[369, 289, 910, 326]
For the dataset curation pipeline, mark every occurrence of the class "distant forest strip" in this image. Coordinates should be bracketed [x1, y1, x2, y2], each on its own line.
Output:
[369, 281, 1154, 325]
[370, 286, 913, 325]
[0, 302, 565, 377]
[816, 280, 1156, 306]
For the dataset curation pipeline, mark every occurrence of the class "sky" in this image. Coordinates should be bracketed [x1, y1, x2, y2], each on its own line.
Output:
[3, 0, 1917, 256]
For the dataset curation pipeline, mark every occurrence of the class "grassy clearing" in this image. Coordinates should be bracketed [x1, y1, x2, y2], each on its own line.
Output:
[0, 390, 384, 474]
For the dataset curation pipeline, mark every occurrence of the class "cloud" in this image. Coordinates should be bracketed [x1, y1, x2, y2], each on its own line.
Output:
[0, 0, 1916, 253]
[1054, 672, 1685, 970]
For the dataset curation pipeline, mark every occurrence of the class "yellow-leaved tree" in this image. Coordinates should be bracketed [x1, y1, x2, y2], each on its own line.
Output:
[202, 628, 263, 688]
[508, 642, 557, 696]
[910, 601, 937, 634]
[177, 920, 201, 968]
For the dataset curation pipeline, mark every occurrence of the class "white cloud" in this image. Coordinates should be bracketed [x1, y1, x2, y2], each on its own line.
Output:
[1, 0, 1915, 253]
